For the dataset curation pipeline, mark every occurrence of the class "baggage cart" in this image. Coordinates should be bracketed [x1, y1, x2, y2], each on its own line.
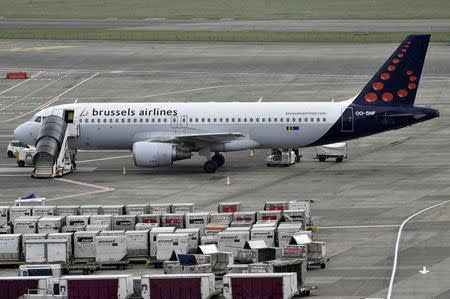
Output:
[101, 204, 124, 215]
[47, 232, 73, 258]
[176, 228, 200, 253]
[171, 203, 195, 213]
[22, 233, 47, 257]
[149, 203, 171, 215]
[95, 235, 128, 269]
[37, 216, 65, 233]
[264, 201, 288, 211]
[0, 276, 54, 297]
[185, 212, 209, 236]
[149, 227, 176, 257]
[230, 211, 256, 227]
[137, 214, 161, 226]
[307, 241, 327, 269]
[0, 225, 12, 234]
[217, 231, 249, 256]
[161, 213, 185, 228]
[257, 210, 282, 223]
[89, 214, 112, 230]
[73, 231, 99, 260]
[66, 215, 89, 228]
[32, 206, 56, 217]
[9, 206, 32, 222]
[112, 215, 137, 230]
[209, 212, 233, 225]
[55, 205, 79, 216]
[266, 148, 296, 166]
[125, 230, 150, 258]
[218, 202, 241, 213]
[25, 239, 71, 264]
[13, 216, 40, 234]
[15, 147, 35, 167]
[0, 234, 22, 261]
[250, 226, 276, 247]
[315, 142, 348, 162]
[156, 233, 190, 262]
[125, 204, 149, 215]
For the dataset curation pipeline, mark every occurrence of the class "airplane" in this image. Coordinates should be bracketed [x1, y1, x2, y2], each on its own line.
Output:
[14, 35, 439, 173]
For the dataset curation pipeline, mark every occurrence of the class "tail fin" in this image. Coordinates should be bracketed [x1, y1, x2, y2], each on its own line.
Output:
[353, 34, 430, 106]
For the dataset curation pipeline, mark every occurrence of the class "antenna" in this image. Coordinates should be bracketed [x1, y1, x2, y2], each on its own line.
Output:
[258, 97, 262, 102]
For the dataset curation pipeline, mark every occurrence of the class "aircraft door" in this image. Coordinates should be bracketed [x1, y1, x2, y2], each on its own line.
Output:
[341, 107, 354, 132]
[171, 115, 188, 128]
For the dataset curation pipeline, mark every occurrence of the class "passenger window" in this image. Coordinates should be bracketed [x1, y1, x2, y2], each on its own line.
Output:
[97, 119, 101, 123]
[133, 119, 137, 123]
[256, 118, 259, 122]
[158, 118, 161, 123]
[115, 119, 119, 123]
[152, 119, 155, 123]
[195, 118, 199, 123]
[262, 118, 265, 122]
[286, 118, 289, 122]
[280, 118, 283, 122]
[274, 118, 277, 122]
[323, 118, 326, 122]
[207, 118, 211, 122]
[189, 118, 193, 122]
[268, 118, 271, 122]
[304, 118, 308, 122]
[311, 118, 314, 122]
[213, 118, 217, 122]
[103, 119, 107, 123]
[127, 119, 130, 123]
[145, 119, 149, 123]
[250, 118, 253, 122]
[238, 118, 241, 122]
[164, 118, 167, 123]
[244, 118, 247, 122]
[220, 118, 223, 122]
[317, 117, 320, 122]
[232, 118, 235, 122]
[299, 118, 302, 122]
[139, 119, 143, 123]
[109, 119, 113, 123]
[121, 119, 125, 123]
[225, 118, 229, 122]
[91, 119, 94, 123]
[201, 118, 205, 122]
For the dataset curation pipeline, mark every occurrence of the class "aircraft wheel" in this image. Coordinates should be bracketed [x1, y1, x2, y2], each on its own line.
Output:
[7, 151, 14, 158]
[203, 160, 218, 173]
[212, 153, 225, 167]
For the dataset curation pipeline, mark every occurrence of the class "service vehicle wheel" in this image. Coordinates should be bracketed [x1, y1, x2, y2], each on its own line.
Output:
[83, 269, 89, 275]
[203, 160, 218, 173]
[212, 153, 225, 167]
[7, 151, 14, 158]
[318, 157, 326, 162]
[320, 263, 326, 269]
[18, 160, 25, 167]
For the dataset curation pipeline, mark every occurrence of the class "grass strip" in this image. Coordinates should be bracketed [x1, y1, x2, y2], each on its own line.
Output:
[0, 30, 449, 43]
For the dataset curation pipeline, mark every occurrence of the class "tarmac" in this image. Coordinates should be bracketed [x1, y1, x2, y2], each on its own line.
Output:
[0, 40, 449, 298]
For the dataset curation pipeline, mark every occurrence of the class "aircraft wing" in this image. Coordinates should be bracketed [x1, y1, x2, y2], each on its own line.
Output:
[147, 132, 246, 144]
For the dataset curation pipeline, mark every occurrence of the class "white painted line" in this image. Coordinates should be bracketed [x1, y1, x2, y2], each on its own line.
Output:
[38, 72, 99, 110]
[0, 174, 30, 176]
[0, 72, 71, 112]
[0, 71, 44, 96]
[77, 154, 133, 164]
[47, 177, 114, 202]
[386, 200, 450, 299]
[319, 225, 400, 229]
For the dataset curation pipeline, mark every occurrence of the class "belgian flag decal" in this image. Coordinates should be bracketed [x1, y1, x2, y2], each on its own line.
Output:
[286, 126, 299, 131]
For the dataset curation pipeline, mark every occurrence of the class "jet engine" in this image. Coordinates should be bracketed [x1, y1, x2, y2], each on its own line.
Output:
[133, 141, 191, 167]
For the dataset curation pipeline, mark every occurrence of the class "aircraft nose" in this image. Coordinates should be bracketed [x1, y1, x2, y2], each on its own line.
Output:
[14, 122, 39, 145]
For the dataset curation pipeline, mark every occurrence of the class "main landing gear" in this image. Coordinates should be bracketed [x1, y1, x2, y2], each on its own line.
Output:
[203, 153, 225, 173]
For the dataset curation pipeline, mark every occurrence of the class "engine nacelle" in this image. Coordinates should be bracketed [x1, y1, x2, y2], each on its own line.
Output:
[133, 142, 191, 167]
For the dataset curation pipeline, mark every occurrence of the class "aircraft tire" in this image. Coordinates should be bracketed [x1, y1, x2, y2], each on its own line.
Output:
[203, 160, 218, 173]
[212, 153, 225, 167]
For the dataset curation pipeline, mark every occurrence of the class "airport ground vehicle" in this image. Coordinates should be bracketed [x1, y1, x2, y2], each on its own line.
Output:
[266, 149, 297, 166]
[315, 143, 347, 162]
[7, 141, 34, 158]
[16, 147, 36, 167]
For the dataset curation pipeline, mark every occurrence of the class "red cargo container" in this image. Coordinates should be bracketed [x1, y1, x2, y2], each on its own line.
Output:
[59, 275, 133, 299]
[0, 276, 53, 298]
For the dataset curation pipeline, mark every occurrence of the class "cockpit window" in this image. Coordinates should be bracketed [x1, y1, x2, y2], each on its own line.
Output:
[34, 116, 41, 123]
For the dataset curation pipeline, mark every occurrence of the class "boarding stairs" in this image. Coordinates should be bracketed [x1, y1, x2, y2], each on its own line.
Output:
[32, 115, 79, 178]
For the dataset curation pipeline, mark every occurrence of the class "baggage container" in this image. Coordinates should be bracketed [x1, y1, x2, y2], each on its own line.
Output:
[149, 203, 171, 215]
[307, 241, 327, 269]
[156, 233, 189, 261]
[141, 273, 216, 299]
[227, 264, 249, 273]
[89, 214, 112, 230]
[95, 235, 127, 263]
[9, 206, 32, 221]
[150, 227, 176, 257]
[223, 273, 298, 299]
[257, 210, 282, 223]
[282, 209, 306, 229]
[137, 214, 160, 226]
[100, 230, 125, 236]
[112, 215, 137, 231]
[66, 215, 89, 227]
[25, 239, 70, 264]
[250, 226, 276, 247]
[225, 226, 251, 233]
[200, 235, 219, 245]
[32, 206, 56, 217]
[283, 244, 307, 259]
[204, 224, 228, 235]
[13, 216, 40, 234]
[56, 205, 79, 216]
[218, 202, 241, 213]
[236, 240, 279, 264]
[19, 264, 62, 278]
[176, 228, 200, 253]
[125, 204, 149, 215]
[277, 223, 304, 247]
[62, 225, 85, 233]
[15, 197, 46, 206]
[171, 203, 195, 214]
[248, 263, 274, 273]
[136, 223, 157, 230]
[185, 212, 209, 235]
[85, 224, 106, 231]
[38, 216, 65, 233]
[125, 230, 149, 257]
[22, 233, 47, 257]
[217, 231, 250, 256]
[198, 245, 234, 271]
[0, 206, 9, 227]
[209, 212, 233, 225]
[287, 200, 313, 225]
[47, 233, 73, 258]
[80, 205, 102, 215]
[267, 258, 307, 288]
[101, 204, 124, 215]
[0, 234, 22, 261]
[162, 213, 185, 228]
[73, 231, 99, 259]
[59, 274, 133, 299]
[253, 222, 277, 228]
[230, 211, 256, 227]
[0, 225, 12, 234]
[0, 276, 54, 297]
[264, 201, 288, 211]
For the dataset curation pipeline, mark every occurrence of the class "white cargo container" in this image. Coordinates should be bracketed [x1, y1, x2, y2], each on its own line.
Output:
[56, 205, 79, 216]
[277, 223, 304, 247]
[59, 275, 133, 299]
[225, 226, 251, 233]
[112, 215, 137, 230]
[89, 214, 112, 230]
[62, 225, 85, 233]
[25, 239, 71, 264]
[141, 273, 215, 299]
[66, 215, 89, 227]
[100, 230, 125, 236]
[257, 210, 282, 223]
[125, 204, 149, 215]
[200, 235, 219, 245]
[74, 231, 99, 259]
[0, 234, 21, 261]
[204, 224, 228, 235]
[218, 202, 241, 213]
[80, 205, 102, 215]
[0, 276, 54, 296]
[252, 222, 277, 228]
[231, 211, 256, 227]
[217, 231, 250, 255]
[287, 200, 313, 224]
[223, 273, 298, 299]
[264, 201, 288, 211]
[9, 206, 32, 221]
[209, 213, 233, 225]
[137, 214, 161, 227]
[125, 230, 149, 257]
[136, 223, 157, 230]
[0, 225, 12, 234]
[22, 233, 47, 256]
[38, 216, 65, 233]
[185, 212, 209, 235]
[32, 206, 56, 217]
[149, 227, 176, 257]
[15, 197, 46, 206]
[47, 232, 73, 257]
[171, 203, 195, 213]
[95, 235, 127, 263]
[19, 264, 62, 278]
[176, 228, 200, 253]
[161, 213, 185, 228]
[13, 216, 40, 234]
[156, 233, 189, 261]
[250, 226, 276, 247]
[149, 203, 171, 215]
[0, 206, 9, 227]
[101, 205, 124, 215]
[283, 209, 307, 229]
[85, 224, 106, 231]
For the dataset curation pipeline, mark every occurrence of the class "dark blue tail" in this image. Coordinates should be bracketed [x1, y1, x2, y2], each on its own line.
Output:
[353, 34, 430, 106]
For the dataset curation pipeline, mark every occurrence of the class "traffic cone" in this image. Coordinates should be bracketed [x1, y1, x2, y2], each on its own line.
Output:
[225, 176, 231, 186]
[250, 150, 254, 157]
[122, 167, 126, 175]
